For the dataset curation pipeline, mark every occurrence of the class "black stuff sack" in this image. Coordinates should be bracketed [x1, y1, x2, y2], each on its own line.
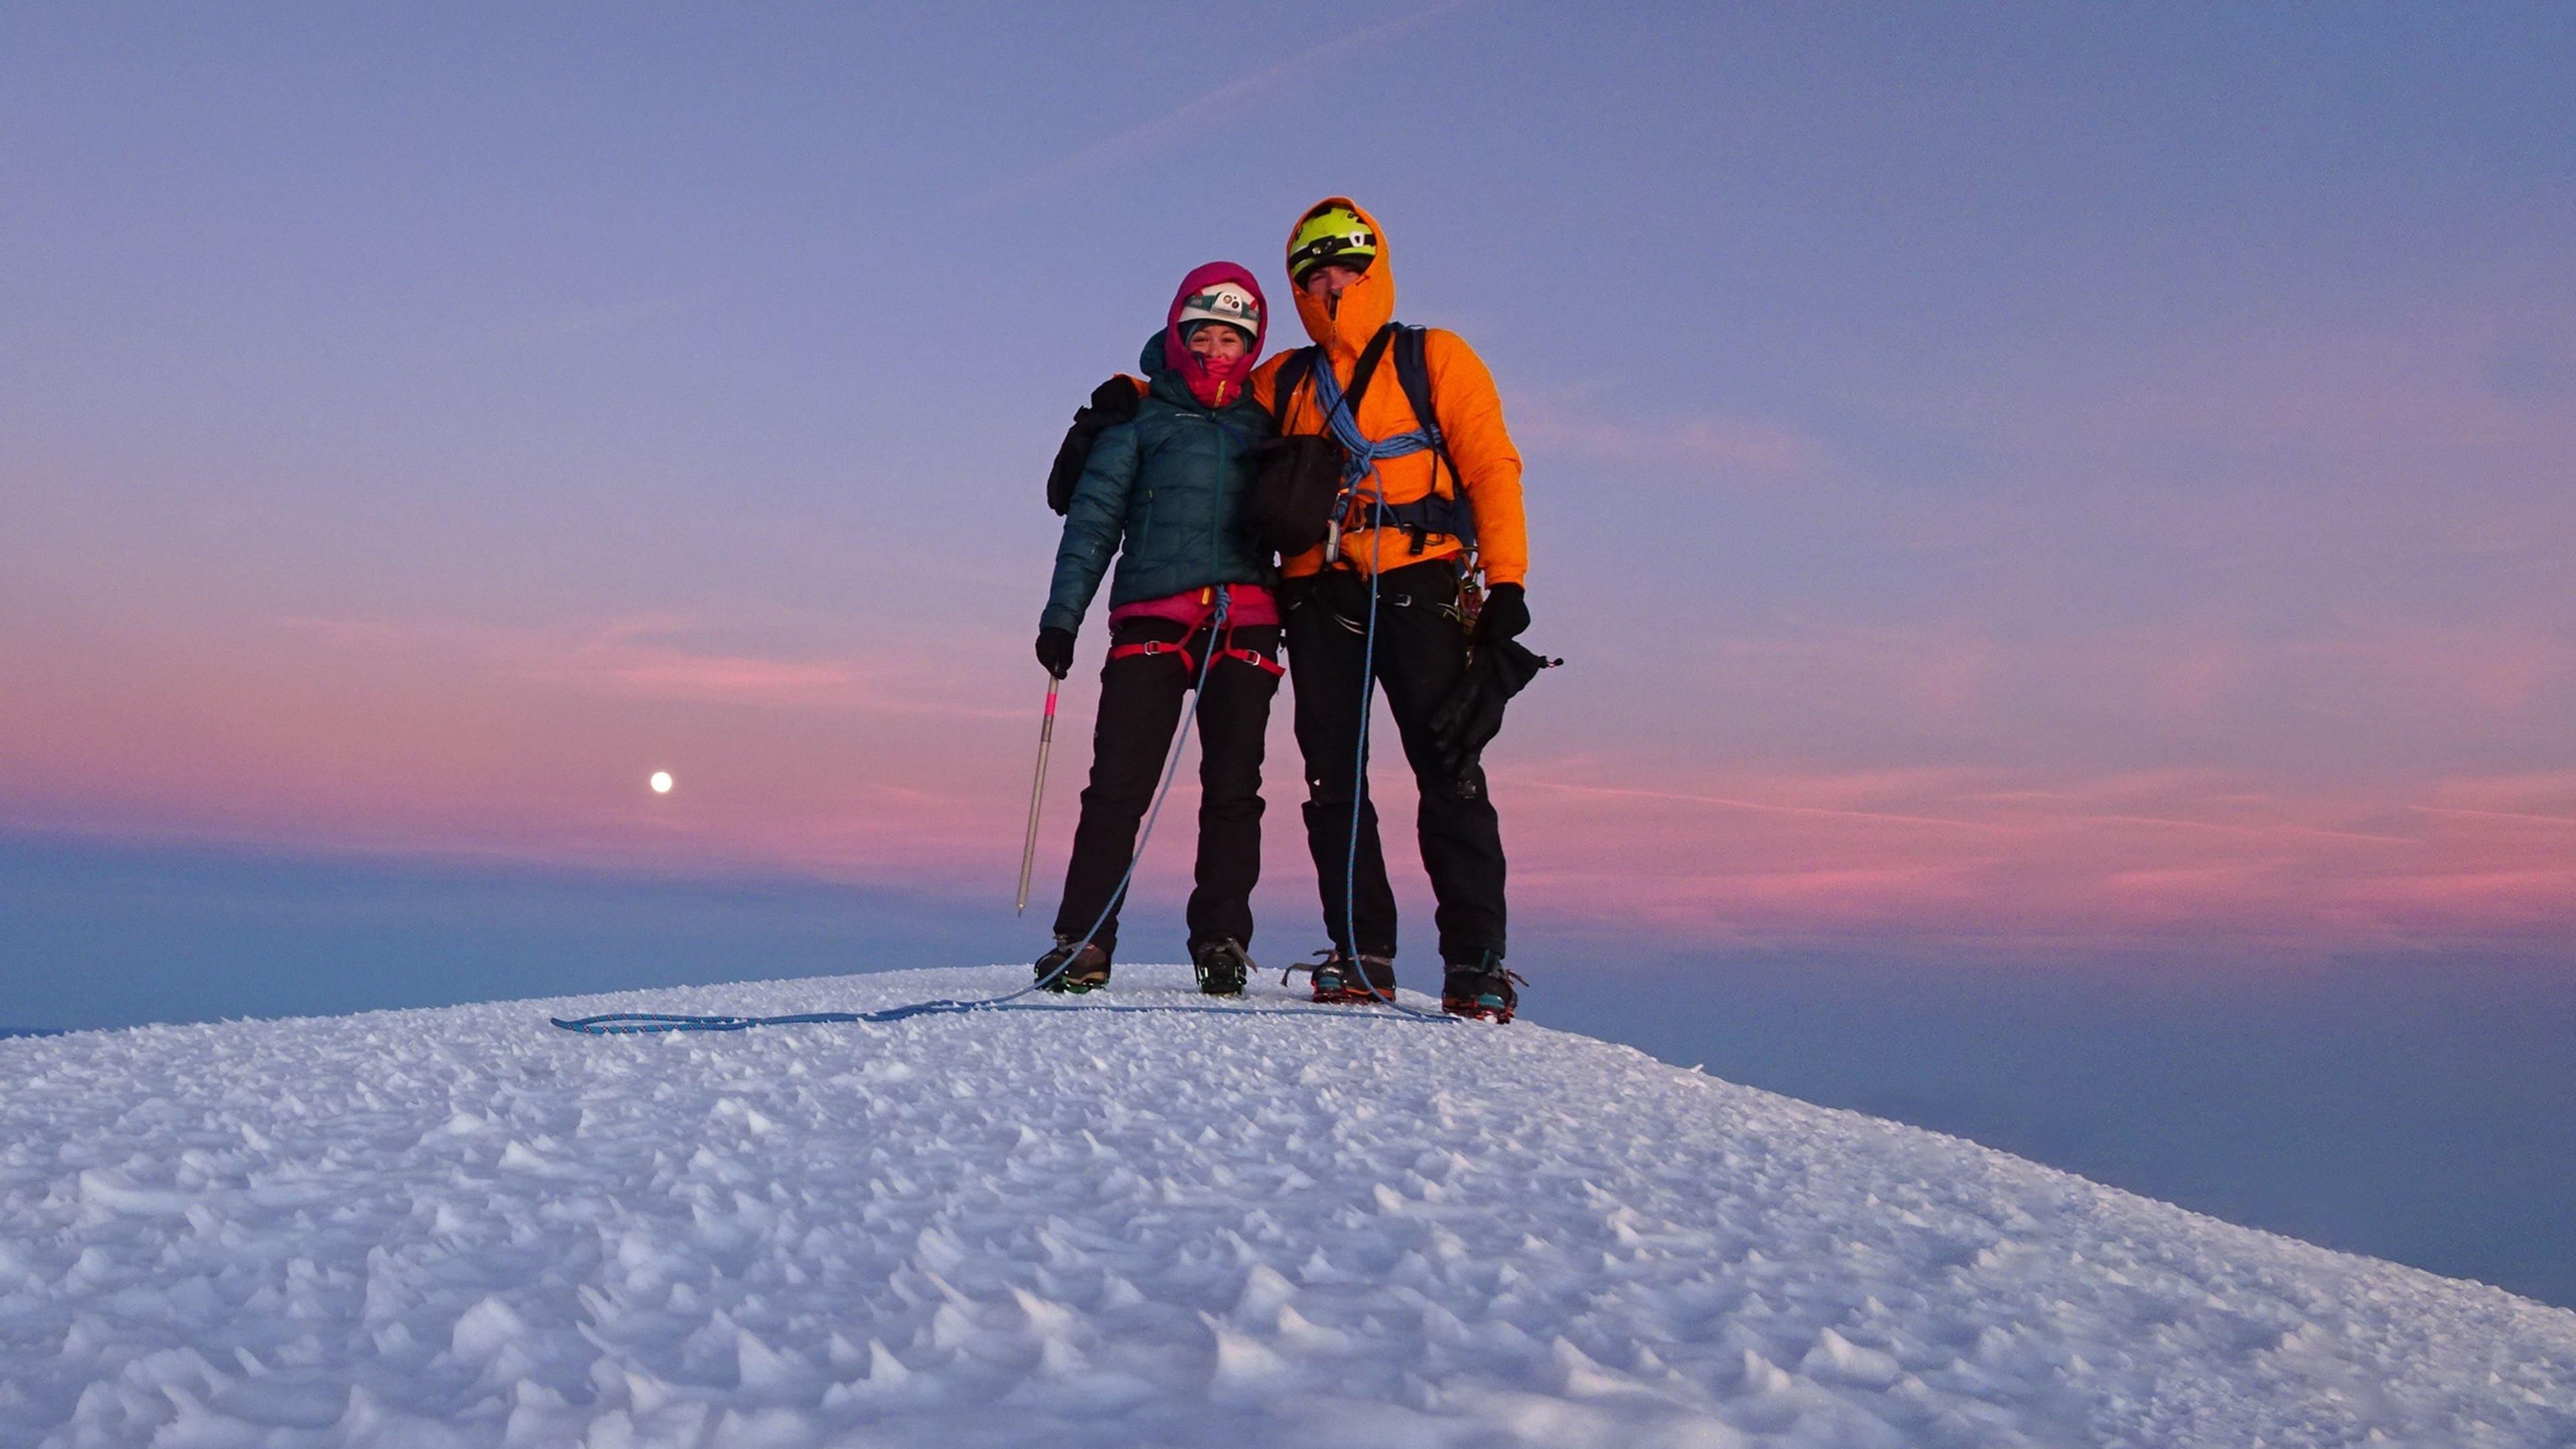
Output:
[1247, 435, 1347, 555]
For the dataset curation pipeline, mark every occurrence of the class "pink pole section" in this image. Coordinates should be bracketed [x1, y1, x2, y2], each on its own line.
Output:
[1014, 676, 1062, 915]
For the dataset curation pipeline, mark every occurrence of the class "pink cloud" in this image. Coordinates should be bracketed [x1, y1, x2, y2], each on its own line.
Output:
[1597, 619, 2573, 798]
[282, 614, 1018, 717]
[1483, 760, 2574, 958]
[2420, 771, 2576, 816]
[8, 590, 2571, 965]
[1, 603, 1040, 892]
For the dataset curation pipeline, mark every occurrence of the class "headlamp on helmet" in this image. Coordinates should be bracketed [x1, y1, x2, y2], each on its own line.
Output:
[1176, 282, 1261, 344]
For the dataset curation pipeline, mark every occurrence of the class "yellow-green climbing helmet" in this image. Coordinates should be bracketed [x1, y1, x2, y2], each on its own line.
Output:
[1288, 205, 1377, 285]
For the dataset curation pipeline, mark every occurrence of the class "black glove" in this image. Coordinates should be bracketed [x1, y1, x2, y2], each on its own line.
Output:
[1034, 627, 1076, 679]
[1476, 582, 1529, 643]
[1428, 636, 1552, 783]
[1046, 377, 1142, 515]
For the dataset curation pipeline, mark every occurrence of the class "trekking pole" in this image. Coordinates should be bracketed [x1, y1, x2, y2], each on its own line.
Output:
[1014, 674, 1062, 914]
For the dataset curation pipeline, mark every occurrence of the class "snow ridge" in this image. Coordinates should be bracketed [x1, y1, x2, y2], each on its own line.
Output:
[3, 965, 2571, 1448]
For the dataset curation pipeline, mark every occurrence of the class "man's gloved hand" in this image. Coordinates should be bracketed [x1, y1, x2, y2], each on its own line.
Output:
[1476, 582, 1529, 644]
[1034, 627, 1076, 680]
[1046, 376, 1143, 515]
[1085, 375, 1142, 421]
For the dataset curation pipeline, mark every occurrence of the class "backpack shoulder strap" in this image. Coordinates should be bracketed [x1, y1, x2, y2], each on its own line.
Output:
[1341, 324, 1400, 418]
[1279, 326, 1399, 433]
[1271, 347, 1318, 433]
[1393, 324, 1460, 494]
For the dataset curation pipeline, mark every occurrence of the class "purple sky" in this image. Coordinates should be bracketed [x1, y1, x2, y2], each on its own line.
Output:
[5, 3, 2571, 967]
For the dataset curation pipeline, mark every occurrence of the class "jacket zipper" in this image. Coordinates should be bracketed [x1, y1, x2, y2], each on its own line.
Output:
[1212, 410, 1227, 578]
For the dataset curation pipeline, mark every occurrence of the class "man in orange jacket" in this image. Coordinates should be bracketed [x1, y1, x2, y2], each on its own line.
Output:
[1252, 198, 1530, 1023]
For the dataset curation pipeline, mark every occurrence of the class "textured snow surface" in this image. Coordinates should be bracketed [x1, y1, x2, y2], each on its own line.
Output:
[4, 966, 2573, 1448]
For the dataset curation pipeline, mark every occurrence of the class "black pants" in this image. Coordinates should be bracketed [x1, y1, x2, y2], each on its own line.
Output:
[1053, 614, 1283, 957]
[1285, 558, 1507, 966]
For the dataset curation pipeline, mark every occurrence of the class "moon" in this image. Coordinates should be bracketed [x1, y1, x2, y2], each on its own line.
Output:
[649, 771, 674, 795]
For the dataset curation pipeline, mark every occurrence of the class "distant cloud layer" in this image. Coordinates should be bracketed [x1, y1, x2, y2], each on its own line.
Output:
[1497, 761, 2575, 957]
[7, 595, 2569, 964]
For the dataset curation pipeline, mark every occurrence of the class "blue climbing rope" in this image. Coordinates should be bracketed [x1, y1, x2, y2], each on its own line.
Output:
[553, 586, 1450, 1036]
[551, 998, 1449, 1034]
[1311, 354, 1440, 488]
[557, 358, 1483, 1039]
[1309, 364, 1464, 1027]
[1331, 504, 1457, 1027]
[559, 594, 1228, 1036]
[969, 586, 1232, 1002]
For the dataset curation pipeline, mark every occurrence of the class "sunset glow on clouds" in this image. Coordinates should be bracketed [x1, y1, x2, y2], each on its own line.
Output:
[6, 588, 2568, 963]
[1499, 764, 2576, 953]
[5, 5, 2571, 969]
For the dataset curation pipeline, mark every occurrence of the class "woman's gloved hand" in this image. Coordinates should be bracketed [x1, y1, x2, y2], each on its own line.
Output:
[1034, 627, 1077, 679]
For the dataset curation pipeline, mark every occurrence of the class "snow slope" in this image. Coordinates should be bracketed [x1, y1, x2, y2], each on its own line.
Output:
[3, 965, 2571, 1448]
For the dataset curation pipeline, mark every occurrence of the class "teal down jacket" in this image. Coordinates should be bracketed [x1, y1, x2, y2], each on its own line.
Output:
[1041, 334, 1277, 635]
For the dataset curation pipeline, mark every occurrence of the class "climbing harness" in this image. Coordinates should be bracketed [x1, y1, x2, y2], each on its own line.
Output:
[1104, 638, 1283, 678]
[1104, 592, 1286, 680]
[1272, 324, 1477, 561]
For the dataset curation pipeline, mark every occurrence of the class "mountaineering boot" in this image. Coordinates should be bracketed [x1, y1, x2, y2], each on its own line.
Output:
[1441, 959, 1523, 1023]
[1193, 938, 1252, 997]
[1308, 948, 1398, 1005]
[1034, 936, 1112, 994]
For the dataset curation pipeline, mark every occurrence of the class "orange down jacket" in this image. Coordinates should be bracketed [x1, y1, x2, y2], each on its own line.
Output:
[1250, 198, 1528, 586]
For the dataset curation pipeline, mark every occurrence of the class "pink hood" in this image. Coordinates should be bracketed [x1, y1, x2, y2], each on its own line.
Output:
[1163, 261, 1268, 407]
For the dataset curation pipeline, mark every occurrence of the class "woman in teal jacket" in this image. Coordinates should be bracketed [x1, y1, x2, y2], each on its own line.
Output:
[1032, 262, 1279, 996]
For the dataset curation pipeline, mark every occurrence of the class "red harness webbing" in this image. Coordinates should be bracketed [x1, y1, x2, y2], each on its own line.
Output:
[1105, 595, 1282, 680]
